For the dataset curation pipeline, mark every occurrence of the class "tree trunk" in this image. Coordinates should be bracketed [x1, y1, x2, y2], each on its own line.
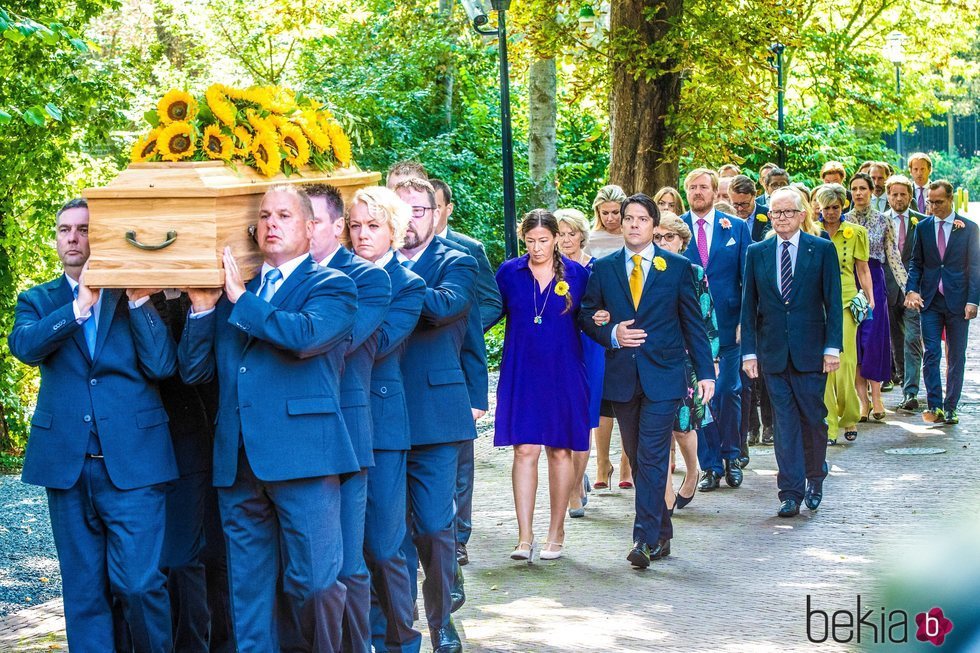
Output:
[528, 57, 558, 210]
[608, 0, 684, 195]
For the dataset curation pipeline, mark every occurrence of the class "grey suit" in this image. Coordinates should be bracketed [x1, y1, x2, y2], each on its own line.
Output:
[884, 208, 926, 396]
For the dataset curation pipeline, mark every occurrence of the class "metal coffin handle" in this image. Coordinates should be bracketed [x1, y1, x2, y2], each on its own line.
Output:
[125, 230, 178, 250]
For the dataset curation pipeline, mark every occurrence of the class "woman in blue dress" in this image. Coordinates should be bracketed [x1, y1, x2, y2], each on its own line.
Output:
[495, 209, 590, 562]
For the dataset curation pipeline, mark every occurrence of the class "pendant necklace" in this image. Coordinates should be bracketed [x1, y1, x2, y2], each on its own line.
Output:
[531, 274, 554, 325]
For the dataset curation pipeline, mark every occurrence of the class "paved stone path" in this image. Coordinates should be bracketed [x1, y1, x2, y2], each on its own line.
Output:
[4, 333, 980, 651]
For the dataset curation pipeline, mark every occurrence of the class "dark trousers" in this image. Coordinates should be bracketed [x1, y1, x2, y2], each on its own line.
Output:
[747, 376, 773, 432]
[764, 365, 829, 503]
[401, 442, 461, 644]
[454, 439, 474, 547]
[339, 469, 370, 653]
[611, 392, 679, 545]
[698, 343, 741, 474]
[201, 479, 235, 653]
[920, 293, 970, 412]
[888, 291, 907, 384]
[366, 450, 422, 653]
[219, 449, 345, 653]
[47, 457, 172, 653]
[162, 470, 209, 653]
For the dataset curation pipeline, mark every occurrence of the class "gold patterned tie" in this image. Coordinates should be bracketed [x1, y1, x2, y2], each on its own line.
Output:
[629, 254, 644, 309]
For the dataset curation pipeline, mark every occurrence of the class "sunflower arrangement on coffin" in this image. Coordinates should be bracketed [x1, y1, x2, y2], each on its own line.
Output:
[131, 85, 355, 177]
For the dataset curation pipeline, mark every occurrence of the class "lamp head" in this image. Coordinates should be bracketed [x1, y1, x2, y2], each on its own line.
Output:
[884, 30, 906, 64]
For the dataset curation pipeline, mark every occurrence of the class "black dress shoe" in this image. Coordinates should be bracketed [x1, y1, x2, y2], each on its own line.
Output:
[724, 459, 743, 488]
[804, 480, 823, 511]
[650, 538, 671, 560]
[896, 394, 919, 411]
[450, 565, 465, 613]
[627, 542, 651, 569]
[777, 499, 800, 517]
[698, 470, 720, 491]
[456, 543, 469, 566]
[762, 426, 775, 444]
[431, 620, 462, 653]
[747, 428, 760, 445]
[736, 455, 750, 470]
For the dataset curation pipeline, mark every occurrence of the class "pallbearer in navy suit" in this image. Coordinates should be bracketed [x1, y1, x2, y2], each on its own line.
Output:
[580, 194, 715, 569]
[905, 180, 980, 425]
[394, 178, 477, 653]
[308, 183, 392, 653]
[740, 188, 843, 517]
[178, 185, 359, 652]
[680, 169, 751, 491]
[347, 186, 426, 653]
[9, 199, 178, 652]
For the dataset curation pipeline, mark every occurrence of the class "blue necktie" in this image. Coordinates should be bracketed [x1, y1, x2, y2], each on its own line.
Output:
[257, 268, 283, 302]
[780, 241, 793, 304]
[73, 285, 97, 358]
[401, 259, 415, 270]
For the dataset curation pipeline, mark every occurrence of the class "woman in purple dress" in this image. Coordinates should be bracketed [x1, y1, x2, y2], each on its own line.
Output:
[495, 209, 590, 562]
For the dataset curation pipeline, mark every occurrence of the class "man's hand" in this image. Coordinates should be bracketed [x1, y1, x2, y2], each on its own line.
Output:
[823, 354, 840, 374]
[222, 246, 246, 303]
[76, 262, 101, 313]
[126, 288, 163, 303]
[905, 291, 924, 310]
[187, 288, 223, 314]
[697, 379, 715, 405]
[471, 408, 486, 421]
[615, 320, 647, 348]
[966, 305, 978, 320]
[593, 310, 611, 326]
[742, 359, 759, 379]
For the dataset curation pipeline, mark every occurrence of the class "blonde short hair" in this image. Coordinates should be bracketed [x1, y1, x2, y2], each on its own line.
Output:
[348, 186, 411, 250]
[885, 174, 914, 195]
[591, 184, 628, 232]
[555, 208, 591, 249]
[907, 152, 933, 170]
[820, 161, 847, 180]
[684, 168, 720, 192]
[656, 211, 692, 253]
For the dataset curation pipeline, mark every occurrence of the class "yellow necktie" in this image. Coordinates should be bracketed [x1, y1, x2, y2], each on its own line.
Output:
[629, 254, 644, 309]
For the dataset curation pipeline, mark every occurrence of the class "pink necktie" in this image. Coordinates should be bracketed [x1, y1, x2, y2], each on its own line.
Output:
[938, 220, 947, 295]
[898, 215, 906, 252]
[697, 219, 709, 268]
[917, 188, 926, 213]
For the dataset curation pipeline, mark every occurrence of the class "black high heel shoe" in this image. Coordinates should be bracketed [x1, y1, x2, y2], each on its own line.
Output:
[675, 471, 699, 509]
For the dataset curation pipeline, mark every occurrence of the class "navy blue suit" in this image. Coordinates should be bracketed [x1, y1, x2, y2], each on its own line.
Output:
[366, 254, 425, 653]
[178, 255, 358, 652]
[10, 279, 178, 652]
[741, 206, 773, 450]
[680, 210, 750, 476]
[398, 239, 477, 646]
[580, 247, 714, 547]
[906, 213, 980, 413]
[322, 246, 391, 653]
[442, 229, 499, 553]
[740, 233, 843, 503]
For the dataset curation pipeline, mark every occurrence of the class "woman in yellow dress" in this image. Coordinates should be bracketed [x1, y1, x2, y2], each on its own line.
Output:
[815, 183, 874, 443]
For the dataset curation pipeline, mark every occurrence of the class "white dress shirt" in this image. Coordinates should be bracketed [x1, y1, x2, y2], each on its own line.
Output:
[396, 241, 432, 266]
[316, 246, 341, 268]
[375, 250, 395, 269]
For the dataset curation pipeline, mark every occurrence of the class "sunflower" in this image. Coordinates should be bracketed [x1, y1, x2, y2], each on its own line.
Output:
[243, 86, 273, 110]
[158, 89, 198, 124]
[298, 112, 330, 151]
[233, 125, 253, 157]
[251, 129, 282, 177]
[131, 128, 161, 163]
[246, 109, 275, 134]
[266, 87, 297, 114]
[326, 121, 352, 168]
[202, 125, 233, 160]
[157, 121, 196, 161]
[279, 123, 311, 168]
[205, 84, 237, 127]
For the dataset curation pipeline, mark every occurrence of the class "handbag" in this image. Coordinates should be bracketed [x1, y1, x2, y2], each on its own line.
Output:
[849, 289, 872, 324]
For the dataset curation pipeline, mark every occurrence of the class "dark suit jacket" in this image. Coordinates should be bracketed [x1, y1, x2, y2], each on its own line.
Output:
[578, 247, 715, 403]
[371, 255, 425, 451]
[883, 208, 926, 306]
[679, 210, 751, 346]
[907, 213, 980, 314]
[178, 255, 360, 486]
[440, 235, 490, 411]
[323, 246, 392, 468]
[445, 228, 503, 330]
[399, 238, 479, 446]
[756, 194, 768, 209]
[740, 232, 843, 374]
[10, 280, 178, 490]
[748, 206, 771, 243]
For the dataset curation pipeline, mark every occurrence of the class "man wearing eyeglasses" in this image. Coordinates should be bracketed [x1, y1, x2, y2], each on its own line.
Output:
[394, 177, 477, 653]
[741, 188, 842, 518]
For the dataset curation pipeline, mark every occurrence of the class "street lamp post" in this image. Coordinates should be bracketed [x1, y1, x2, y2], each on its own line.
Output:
[769, 43, 786, 168]
[884, 31, 907, 168]
[472, 1, 519, 260]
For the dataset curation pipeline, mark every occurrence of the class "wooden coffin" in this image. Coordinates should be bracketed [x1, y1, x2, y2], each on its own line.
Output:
[83, 162, 381, 288]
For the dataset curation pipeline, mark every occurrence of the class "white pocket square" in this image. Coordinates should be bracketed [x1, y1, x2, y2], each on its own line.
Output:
[726, 237, 736, 246]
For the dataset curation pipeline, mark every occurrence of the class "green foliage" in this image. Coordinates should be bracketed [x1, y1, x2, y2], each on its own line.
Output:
[929, 152, 980, 197]
[485, 319, 505, 371]
[0, 449, 24, 472]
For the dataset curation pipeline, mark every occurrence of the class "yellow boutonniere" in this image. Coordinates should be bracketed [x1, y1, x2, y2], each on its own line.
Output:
[554, 281, 569, 296]
[653, 256, 667, 272]
[757, 214, 768, 223]
[910, 216, 918, 227]
[954, 219, 965, 230]
[843, 226, 854, 239]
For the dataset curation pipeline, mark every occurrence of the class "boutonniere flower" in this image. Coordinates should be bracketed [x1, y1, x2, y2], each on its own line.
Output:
[554, 280, 569, 296]
[910, 216, 918, 227]
[953, 219, 965, 230]
[719, 218, 732, 229]
[756, 214, 768, 223]
[653, 256, 667, 272]
[843, 226, 854, 239]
